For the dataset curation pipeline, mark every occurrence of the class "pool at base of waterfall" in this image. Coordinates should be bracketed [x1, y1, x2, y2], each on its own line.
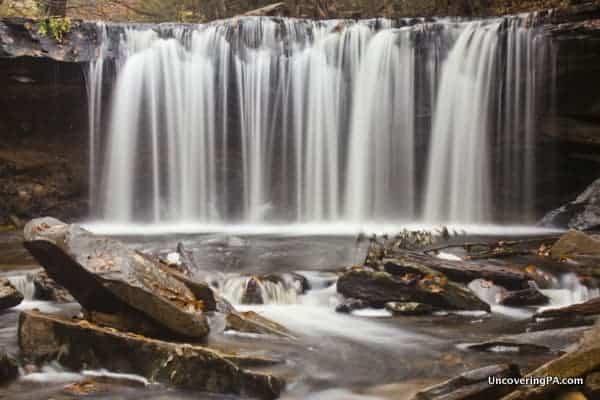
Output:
[0, 228, 596, 400]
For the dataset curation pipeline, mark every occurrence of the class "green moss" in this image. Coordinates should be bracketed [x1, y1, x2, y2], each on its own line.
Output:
[37, 17, 71, 42]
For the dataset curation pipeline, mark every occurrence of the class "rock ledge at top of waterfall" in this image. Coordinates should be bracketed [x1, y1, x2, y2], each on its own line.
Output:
[23, 217, 210, 339]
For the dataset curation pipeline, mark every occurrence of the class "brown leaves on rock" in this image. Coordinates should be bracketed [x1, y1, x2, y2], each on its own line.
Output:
[63, 380, 102, 396]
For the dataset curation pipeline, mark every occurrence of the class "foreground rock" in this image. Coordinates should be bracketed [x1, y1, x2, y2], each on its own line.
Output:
[31, 270, 74, 302]
[337, 264, 490, 312]
[19, 310, 284, 400]
[499, 282, 549, 307]
[551, 230, 600, 258]
[501, 324, 600, 400]
[415, 363, 520, 400]
[0, 351, 18, 384]
[465, 327, 590, 355]
[534, 297, 600, 320]
[335, 298, 370, 314]
[541, 178, 600, 230]
[226, 311, 295, 339]
[23, 217, 209, 339]
[385, 302, 436, 316]
[382, 249, 530, 290]
[0, 278, 23, 310]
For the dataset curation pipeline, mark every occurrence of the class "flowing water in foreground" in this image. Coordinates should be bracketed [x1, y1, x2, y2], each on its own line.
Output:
[0, 228, 595, 399]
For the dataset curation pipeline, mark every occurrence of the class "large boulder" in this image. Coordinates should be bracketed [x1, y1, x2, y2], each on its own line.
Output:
[18, 310, 283, 400]
[541, 178, 600, 230]
[23, 217, 209, 339]
[337, 264, 490, 312]
[0, 277, 23, 310]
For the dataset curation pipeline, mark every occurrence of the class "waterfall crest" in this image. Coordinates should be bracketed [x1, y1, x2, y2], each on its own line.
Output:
[87, 16, 554, 226]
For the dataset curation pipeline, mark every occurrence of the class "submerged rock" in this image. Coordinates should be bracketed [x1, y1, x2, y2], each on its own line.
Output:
[0, 278, 23, 310]
[0, 352, 18, 384]
[385, 302, 436, 316]
[241, 276, 264, 305]
[540, 178, 600, 230]
[226, 311, 295, 339]
[32, 270, 74, 302]
[337, 265, 490, 312]
[534, 297, 600, 321]
[499, 282, 550, 307]
[18, 310, 284, 400]
[415, 363, 520, 400]
[335, 298, 370, 314]
[23, 217, 209, 339]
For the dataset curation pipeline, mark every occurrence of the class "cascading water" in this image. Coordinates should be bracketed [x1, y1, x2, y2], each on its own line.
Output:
[87, 15, 554, 226]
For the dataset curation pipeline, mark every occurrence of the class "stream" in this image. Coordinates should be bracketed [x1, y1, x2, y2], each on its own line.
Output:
[0, 226, 595, 399]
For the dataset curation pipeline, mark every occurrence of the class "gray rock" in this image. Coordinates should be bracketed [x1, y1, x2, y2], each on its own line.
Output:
[18, 310, 284, 400]
[499, 282, 549, 307]
[336, 298, 370, 313]
[31, 270, 74, 302]
[540, 178, 600, 230]
[0, 278, 23, 310]
[337, 266, 490, 312]
[385, 302, 436, 316]
[415, 363, 520, 400]
[23, 217, 209, 339]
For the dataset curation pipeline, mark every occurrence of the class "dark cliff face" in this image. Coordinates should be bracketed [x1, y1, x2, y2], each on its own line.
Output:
[0, 3, 599, 226]
[0, 57, 89, 226]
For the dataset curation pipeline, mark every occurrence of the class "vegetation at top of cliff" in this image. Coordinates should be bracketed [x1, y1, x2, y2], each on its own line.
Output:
[2, 0, 600, 21]
[37, 16, 71, 42]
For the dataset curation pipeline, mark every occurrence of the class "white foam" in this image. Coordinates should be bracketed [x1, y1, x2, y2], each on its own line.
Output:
[82, 221, 561, 237]
[352, 308, 393, 318]
[82, 369, 150, 386]
[21, 363, 82, 383]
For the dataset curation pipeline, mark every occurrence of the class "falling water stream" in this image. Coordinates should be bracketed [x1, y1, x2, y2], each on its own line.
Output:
[87, 15, 554, 226]
[0, 12, 573, 400]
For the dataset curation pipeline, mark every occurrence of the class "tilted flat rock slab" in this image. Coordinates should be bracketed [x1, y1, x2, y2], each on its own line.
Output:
[18, 310, 284, 400]
[23, 217, 209, 338]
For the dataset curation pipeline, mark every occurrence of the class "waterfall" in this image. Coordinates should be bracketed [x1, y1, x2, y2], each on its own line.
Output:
[84, 22, 108, 215]
[345, 28, 416, 221]
[88, 16, 554, 226]
[423, 21, 500, 223]
[424, 17, 553, 223]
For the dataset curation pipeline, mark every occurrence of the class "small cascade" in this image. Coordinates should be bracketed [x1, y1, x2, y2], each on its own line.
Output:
[218, 274, 301, 305]
[541, 273, 600, 310]
[8, 274, 35, 300]
[88, 15, 555, 225]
